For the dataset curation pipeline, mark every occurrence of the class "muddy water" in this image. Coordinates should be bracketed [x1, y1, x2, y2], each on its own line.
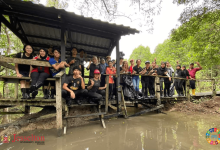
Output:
[0, 110, 219, 150]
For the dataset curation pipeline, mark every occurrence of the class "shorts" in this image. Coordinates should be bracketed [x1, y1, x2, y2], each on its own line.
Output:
[19, 71, 30, 82]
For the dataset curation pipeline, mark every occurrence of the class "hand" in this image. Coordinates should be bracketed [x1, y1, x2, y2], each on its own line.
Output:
[152, 73, 156, 75]
[150, 69, 154, 73]
[90, 79, 94, 86]
[196, 62, 200, 65]
[89, 60, 92, 64]
[71, 59, 75, 64]
[70, 91, 75, 99]
[37, 54, 41, 59]
[17, 73, 23, 78]
[164, 71, 168, 75]
[104, 84, 107, 88]
[133, 71, 137, 74]
[154, 57, 156, 61]
[176, 60, 179, 64]
[169, 77, 171, 81]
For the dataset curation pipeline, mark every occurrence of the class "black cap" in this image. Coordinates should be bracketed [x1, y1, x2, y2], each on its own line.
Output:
[120, 57, 124, 60]
[112, 59, 115, 61]
[73, 66, 81, 72]
[176, 64, 181, 68]
[190, 63, 194, 65]
[145, 61, 150, 64]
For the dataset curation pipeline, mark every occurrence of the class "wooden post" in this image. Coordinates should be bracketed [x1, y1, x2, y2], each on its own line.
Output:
[121, 87, 128, 118]
[56, 77, 62, 137]
[155, 76, 161, 106]
[14, 83, 18, 99]
[25, 106, 30, 114]
[105, 75, 109, 113]
[186, 80, 190, 101]
[212, 79, 216, 96]
[115, 38, 122, 114]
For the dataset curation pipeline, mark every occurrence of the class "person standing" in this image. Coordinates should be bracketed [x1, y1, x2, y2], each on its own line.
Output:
[128, 59, 134, 74]
[140, 61, 152, 99]
[119, 57, 124, 71]
[87, 69, 106, 104]
[174, 64, 185, 96]
[15, 45, 33, 99]
[132, 59, 142, 99]
[49, 48, 69, 98]
[148, 61, 158, 98]
[67, 47, 81, 75]
[105, 56, 111, 67]
[106, 60, 116, 100]
[62, 66, 88, 105]
[100, 59, 106, 87]
[182, 65, 191, 96]
[86, 56, 101, 79]
[78, 49, 86, 77]
[165, 62, 174, 97]
[188, 62, 202, 95]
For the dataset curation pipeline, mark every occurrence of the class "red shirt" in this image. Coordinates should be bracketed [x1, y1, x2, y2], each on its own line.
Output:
[128, 66, 133, 73]
[188, 68, 201, 79]
[31, 56, 50, 75]
[106, 67, 116, 84]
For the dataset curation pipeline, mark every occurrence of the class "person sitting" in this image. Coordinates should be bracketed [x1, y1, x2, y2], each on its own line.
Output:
[15, 45, 33, 99]
[47, 47, 54, 58]
[100, 59, 106, 87]
[67, 47, 81, 75]
[87, 69, 106, 104]
[30, 48, 50, 99]
[106, 60, 116, 100]
[49, 48, 69, 98]
[62, 66, 88, 106]
[157, 62, 171, 97]
[86, 56, 101, 79]
[174, 64, 185, 96]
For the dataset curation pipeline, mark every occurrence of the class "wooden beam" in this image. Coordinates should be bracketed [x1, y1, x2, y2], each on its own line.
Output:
[0, 112, 25, 115]
[0, 56, 51, 67]
[105, 75, 109, 113]
[26, 34, 109, 50]
[56, 77, 63, 137]
[0, 62, 15, 70]
[186, 80, 190, 101]
[212, 79, 216, 96]
[156, 76, 161, 106]
[0, 15, 27, 44]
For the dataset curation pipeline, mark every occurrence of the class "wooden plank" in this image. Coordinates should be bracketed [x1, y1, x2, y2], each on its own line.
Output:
[105, 75, 109, 112]
[56, 77, 62, 137]
[54, 70, 65, 78]
[129, 104, 164, 117]
[0, 62, 15, 70]
[0, 56, 51, 67]
[186, 80, 190, 101]
[121, 87, 128, 118]
[14, 83, 18, 99]
[64, 112, 106, 119]
[0, 76, 56, 81]
[0, 112, 25, 115]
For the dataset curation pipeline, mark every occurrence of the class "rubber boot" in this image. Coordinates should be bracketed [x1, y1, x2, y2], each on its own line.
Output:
[26, 88, 31, 99]
[50, 89, 55, 99]
[44, 89, 49, 99]
[192, 89, 196, 96]
[32, 90, 38, 99]
[21, 88, 26, 99]
[29, 85, 36, 93]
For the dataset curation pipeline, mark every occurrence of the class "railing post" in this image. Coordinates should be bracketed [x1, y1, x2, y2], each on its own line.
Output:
[155, 76, 161, 106]
[212, 79, 216, 96]
[105, 75, 109, 113]
[56, 77, 62, 137]
[14, 83, 18, 99]
[186, 80, 190, 101]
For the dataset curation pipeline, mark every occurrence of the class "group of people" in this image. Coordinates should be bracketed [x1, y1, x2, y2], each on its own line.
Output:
[15, 45, 202, 105]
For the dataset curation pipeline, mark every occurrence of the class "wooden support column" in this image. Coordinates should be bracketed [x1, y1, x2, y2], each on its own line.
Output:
[155, 76, 161, 106]
[25, 106, 30, 114]
[186, 80, 190, 101]
[115, 38, 122, 114]
[105, 75, 109, 113]
[56, 77, 62, 137]
[14, 83, 18, 99]
[212, 79, 216, 96]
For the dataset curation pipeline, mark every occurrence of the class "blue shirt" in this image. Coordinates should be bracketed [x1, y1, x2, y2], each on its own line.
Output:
[100, 64, 106, 74]
[49, 58, 61, 77]
[105, 63, 108, 67]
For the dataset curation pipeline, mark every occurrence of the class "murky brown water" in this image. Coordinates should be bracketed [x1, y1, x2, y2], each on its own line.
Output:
[0, 110, 219, 150]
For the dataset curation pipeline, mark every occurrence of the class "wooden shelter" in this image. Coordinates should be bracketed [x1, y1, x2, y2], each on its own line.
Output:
[0, 0, 139, 136]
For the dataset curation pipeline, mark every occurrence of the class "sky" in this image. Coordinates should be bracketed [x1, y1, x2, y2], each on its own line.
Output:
[39, 0, 185, 60]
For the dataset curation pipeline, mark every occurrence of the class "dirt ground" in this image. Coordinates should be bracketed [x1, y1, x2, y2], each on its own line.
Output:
[166, 96, 220, 115]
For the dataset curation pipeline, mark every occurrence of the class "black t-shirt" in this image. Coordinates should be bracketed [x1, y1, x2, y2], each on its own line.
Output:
[64, 76, 82, 91]
[16, 52, 33, 72]
[175, 69, 185, 78]
[66, 56, 81, 75]
[141, 67, 151, 81]
[87, 63, 101, 79]
[133, 65, 142, 74]
[157, 67, 170, 83]
[88, 79, 101, 92]
[182, 69, 190, 78]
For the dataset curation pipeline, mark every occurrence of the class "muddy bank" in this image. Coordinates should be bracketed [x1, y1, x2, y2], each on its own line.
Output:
[166, 96, 220, 115]
[0, 106, 116, 137]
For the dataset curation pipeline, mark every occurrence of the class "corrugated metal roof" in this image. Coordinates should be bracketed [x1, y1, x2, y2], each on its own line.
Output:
[0, 0, 139, 57]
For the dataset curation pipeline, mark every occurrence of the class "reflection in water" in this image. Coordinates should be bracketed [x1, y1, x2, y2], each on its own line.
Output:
[0, 111, 220, 150]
